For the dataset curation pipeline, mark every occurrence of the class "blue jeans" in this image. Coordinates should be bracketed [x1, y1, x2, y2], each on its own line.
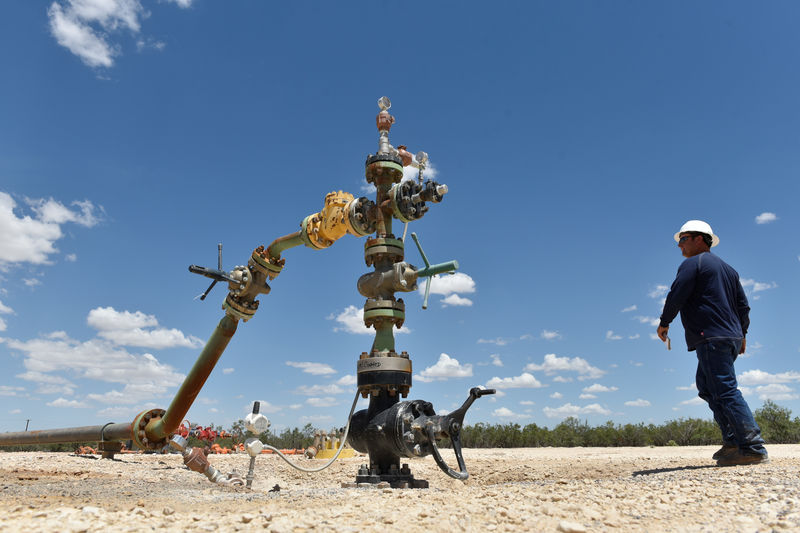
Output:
[695, 339, 766, 455]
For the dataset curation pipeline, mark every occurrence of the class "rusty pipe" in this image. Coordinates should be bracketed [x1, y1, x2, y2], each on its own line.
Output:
[0, 422, 132, 446]
[145, 314, 239, 443]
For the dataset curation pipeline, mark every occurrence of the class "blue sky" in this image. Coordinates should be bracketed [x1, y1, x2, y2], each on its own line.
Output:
[1, 1, 798, 435]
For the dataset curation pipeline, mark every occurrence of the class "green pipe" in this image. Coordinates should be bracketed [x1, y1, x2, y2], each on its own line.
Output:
[267, 231, 305, 259]
[371, 322, 396, 353]
[417, 260, 459, 279]
[146, 314, 239, 441]
[0, 422, 132, 446]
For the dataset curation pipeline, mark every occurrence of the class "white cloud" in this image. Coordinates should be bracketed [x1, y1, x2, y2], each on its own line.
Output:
[628, 334, 640, 340]
[336, 374, 357, 386]
[65, 253, 77, 262]
[417, 353, 473, 382]
[552, 376, 572, 383]
[579, 393, 596, 399]
[28, 197, 100, 227]
[739, 369, 800, 386]
[486, 372, 544, 389]
[0, 385, 26, 396]
[402, 162, 438, 183]
[477, 337, 510, 346]
[441, 294, 473, 307]
[541, 330, 562, 340]
[493, 407, 526, 419]
[549, 392, 563, 399]
[0, 318, 6, 332]
[680, 397, 704, 406]
[87, 306, 201, 349]
[294, 384, 345, 396]
[47, 0, 151, 68]
[422, 272, 475, 296]
[286, 361, 337, 376]
[648, 285, 669, 299]
[419, 272, 476, 307]
[0, 193, 101, 266]
[740, 279, 778, 294]
[525, 353, 605, 380]
[741, 384, 799, 401]
[490, 354, 503, 367]
[306, 397, 338, 407]
[0, 300, 13, 314]
[605, 330, 622, 341]
[582, 383, 618, 393]
[47, 397, 89, 408]
[23, 278, 42, 287]
[519, 400, 535, 406]
[676, 383, 697, 391]
[624, 399, 651, 407]
[222, 368, 234, 375]
[755, 212, 778, 225]
[633, 316, 660, 327]
[543, 403, 611, 419]
[9, 409, 22, 414]
[330, 305, 409, 335]
[759, 386, 798, 401]
[5, 334, 185, 403]
[520, 334, 533, 340]
[621, 305, 637, 313]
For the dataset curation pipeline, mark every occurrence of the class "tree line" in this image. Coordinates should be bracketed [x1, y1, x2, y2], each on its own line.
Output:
[3, 400, 799, 452]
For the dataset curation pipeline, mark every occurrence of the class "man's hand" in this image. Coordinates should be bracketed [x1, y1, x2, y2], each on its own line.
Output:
[657, 325, 669, 342]
[740, 338, 746, 354]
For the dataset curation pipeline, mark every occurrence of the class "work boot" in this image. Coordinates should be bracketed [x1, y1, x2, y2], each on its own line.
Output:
[712, 445, 738, 460]
[716, 451, 769, 467]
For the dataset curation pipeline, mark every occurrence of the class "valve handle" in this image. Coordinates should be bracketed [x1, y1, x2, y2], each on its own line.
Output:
[410, 232, 459, 310]
[189, 243, 238, 300]
[426, 387, 495, 480]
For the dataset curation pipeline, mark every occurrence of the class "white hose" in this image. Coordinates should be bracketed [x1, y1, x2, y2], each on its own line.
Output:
[265, 390, 361, 473]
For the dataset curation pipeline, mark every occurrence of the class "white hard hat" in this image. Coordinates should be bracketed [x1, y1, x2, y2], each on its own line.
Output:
[674, 220, 719, 247]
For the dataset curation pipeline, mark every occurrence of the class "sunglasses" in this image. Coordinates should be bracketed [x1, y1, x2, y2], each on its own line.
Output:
[678, 235, 696, 244]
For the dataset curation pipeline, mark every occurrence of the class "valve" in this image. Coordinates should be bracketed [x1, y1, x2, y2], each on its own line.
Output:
[347, 387, 495, 482]
[409, 232, 458, 309]
[245, 401, 271, 434]
[189, 243, 240, 300]
[169, 435, 244, 486]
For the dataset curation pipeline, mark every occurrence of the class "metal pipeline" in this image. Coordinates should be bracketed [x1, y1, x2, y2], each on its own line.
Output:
[145, 314, 239, 443]
[266, 231, 305, 260]
[0, 422, 132, 446]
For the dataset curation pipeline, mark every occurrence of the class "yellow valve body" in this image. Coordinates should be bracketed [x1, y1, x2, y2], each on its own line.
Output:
[305, 191, 355, 249]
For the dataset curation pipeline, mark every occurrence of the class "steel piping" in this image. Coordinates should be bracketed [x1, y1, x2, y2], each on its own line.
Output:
[0, 422, 132, 446]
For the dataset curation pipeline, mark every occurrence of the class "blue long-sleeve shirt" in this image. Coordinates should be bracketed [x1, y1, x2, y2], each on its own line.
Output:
[659, 252, 750, 351]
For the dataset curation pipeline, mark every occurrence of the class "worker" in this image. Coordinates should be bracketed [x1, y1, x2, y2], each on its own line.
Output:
[657, 220, 768, 466]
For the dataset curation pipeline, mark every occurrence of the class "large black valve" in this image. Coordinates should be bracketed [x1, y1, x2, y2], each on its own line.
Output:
[389, 180, 448, 223]
[347, 387, 495, 482]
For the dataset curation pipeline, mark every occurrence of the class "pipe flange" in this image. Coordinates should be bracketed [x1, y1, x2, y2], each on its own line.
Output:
[223, 294, 258, 322]
[364, 237, 404, 266]
[251, 246, 283, 279]
[345, 197, 376, 237]
[132, 408, 167, 450]
[363, 299, 405, 328]
[365, 157, 403, 185]
[389, 181, 426, 223]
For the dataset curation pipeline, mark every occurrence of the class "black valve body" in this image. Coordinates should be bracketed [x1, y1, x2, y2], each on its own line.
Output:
[348, 398, 440, 465]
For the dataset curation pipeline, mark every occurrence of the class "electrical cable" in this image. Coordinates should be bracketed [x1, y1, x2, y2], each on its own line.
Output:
[264, 390, 360, 473]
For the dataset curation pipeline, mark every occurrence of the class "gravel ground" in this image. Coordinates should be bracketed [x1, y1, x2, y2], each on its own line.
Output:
[0, 445, 798, 532]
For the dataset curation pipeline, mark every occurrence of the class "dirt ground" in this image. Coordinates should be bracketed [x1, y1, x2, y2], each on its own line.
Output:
[0, 445, 798, 532]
